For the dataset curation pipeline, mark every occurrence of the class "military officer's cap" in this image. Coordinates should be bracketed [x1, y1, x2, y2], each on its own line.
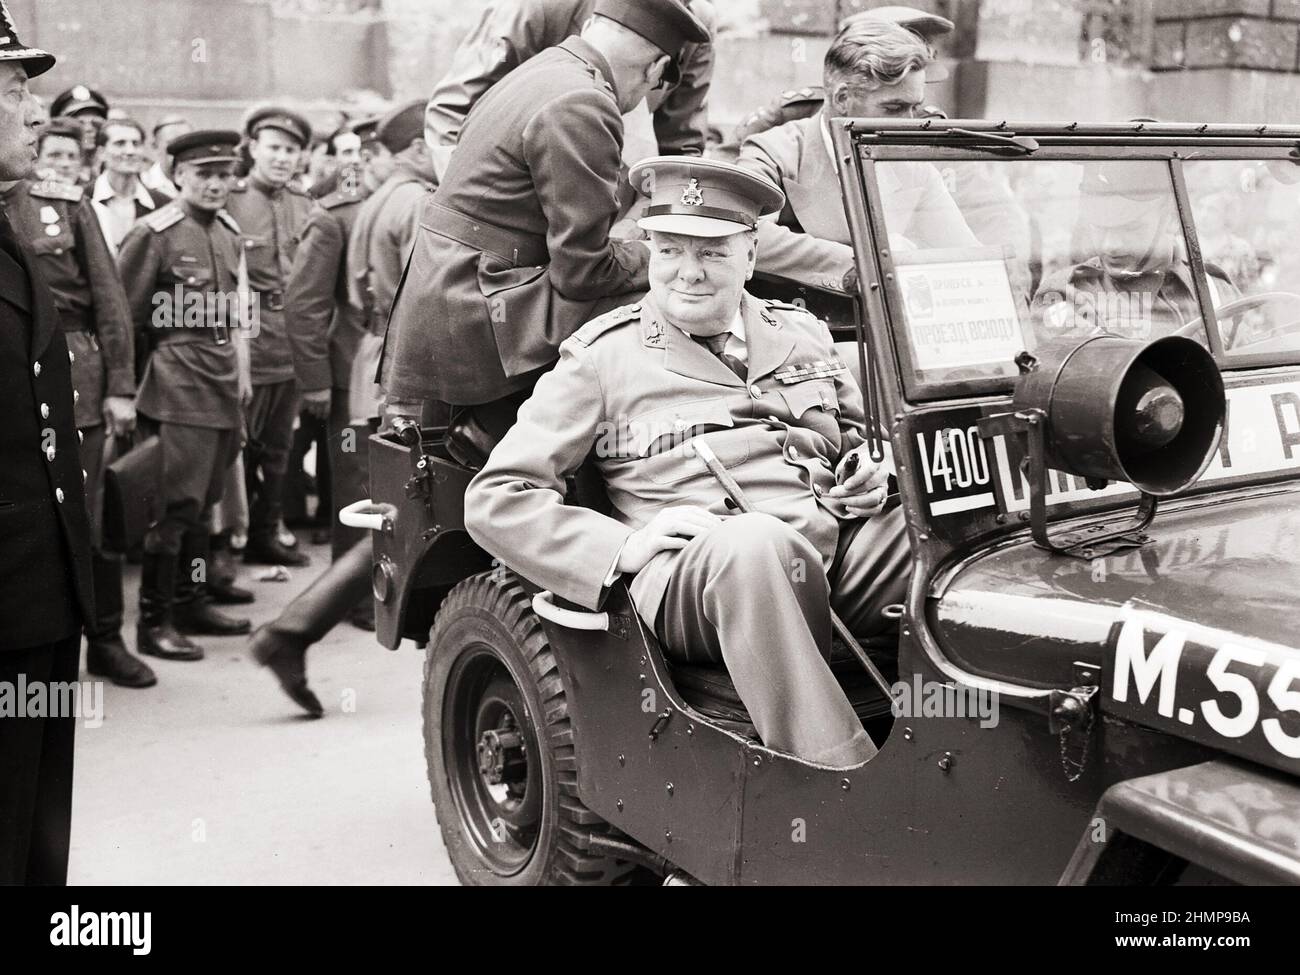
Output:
[245, 105, 312, 148]
[592, 0, 709, 59]
[1079, 160, 1172, 227]
[0, 4, 55, 79]
[41, 115, 82, 141]
[168, 129, 242, 167]
[839, 5, 955, 38]
[352, 114, 383, 147]
[50, 84, 108, 119]
[151, 113, 190, 137]
[630, 155, 784, 237]
[375, 99, 425, 154]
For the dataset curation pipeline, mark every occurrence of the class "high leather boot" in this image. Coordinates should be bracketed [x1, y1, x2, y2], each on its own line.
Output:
[138, 551, 203, 661]
[208, 532, 255, 605]
[86, 551, 157, 687]
[249, 539, 373, 718]
[174, 532, 252, 636]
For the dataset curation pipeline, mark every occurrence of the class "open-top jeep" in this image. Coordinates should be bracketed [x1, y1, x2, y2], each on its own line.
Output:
[342, 120, 1300, 885]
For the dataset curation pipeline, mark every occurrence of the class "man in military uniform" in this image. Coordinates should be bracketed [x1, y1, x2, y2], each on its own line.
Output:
[384, 0, 708, 447]
[0, 13, 95, 885]
[344, 100, 435, 424]
[34, 116, 84, 186]
[117, 130, 253, 662]
[425, 0, 715, 170]
[737, 18, 976, 292]
[466, 158, 909, 767]
[223, 107, 318, 567]
[731, 5, 953, 145]
[1033, 161, 1236, 341]
[1, 124, 156, 688]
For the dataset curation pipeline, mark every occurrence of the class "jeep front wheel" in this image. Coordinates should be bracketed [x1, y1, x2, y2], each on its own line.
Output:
[423, 571, 634, 885]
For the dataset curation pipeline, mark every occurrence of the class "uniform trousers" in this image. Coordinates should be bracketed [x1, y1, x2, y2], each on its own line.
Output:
[77, 423, 125, 639]
[142, 421, 241, 555]
[656, 507, 910, 768]
[0, 634, 80, 885]
[244, 379, 299, 543]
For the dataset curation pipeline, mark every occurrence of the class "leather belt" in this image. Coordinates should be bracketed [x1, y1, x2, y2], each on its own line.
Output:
[256, 289, 285, 312]
[425, 203, 548, 267]
[154, 324, 230, 346]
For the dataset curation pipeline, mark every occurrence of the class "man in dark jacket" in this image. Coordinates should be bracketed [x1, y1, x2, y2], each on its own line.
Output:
[0, 13, 93, 886]
[383, 0, 707, 449]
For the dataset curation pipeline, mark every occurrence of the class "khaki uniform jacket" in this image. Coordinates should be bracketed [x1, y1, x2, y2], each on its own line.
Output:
[285, 179, 370, 392]
[384, 36, 650, 406]
[2, 179, 134, 429]
[465, 292, 867, 626]
[345, 161, 433, 335]
[425, 0, 715, 157]
[738, 114, 977, 290]
[223, 175, 316, 387]
[117, 201, 243, 430]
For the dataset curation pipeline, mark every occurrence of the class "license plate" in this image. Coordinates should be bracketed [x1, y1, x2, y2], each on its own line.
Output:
[1105, 608, 1300, 775]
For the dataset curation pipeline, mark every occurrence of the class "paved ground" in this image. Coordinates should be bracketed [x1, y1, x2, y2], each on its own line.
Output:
[68, 542, 457, 885]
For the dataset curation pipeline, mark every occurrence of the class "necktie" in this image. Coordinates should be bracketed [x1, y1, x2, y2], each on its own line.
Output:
[696, 332, 746, 381]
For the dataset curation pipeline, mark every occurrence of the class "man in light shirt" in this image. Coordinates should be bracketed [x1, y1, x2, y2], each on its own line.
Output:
[90, 117, 169, 255]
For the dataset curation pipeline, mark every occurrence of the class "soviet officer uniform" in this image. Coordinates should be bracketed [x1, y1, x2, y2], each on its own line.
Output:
[285, 170, 373, 559]
[223, 108, 317, 567]
[117, 132, 249, 660]
[0, 173, 156, 686]
[466, 159, 911, 768]
[383, 0, 709, 428]
[0, 16, 93, 885]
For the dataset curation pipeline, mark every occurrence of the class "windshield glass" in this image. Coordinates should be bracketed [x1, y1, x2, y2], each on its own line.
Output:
[1183, 158, 1300, 358]
[875, 158, 1225, 389]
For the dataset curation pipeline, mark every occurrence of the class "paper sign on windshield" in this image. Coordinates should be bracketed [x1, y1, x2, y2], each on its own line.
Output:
[896, 257, 1025, 371]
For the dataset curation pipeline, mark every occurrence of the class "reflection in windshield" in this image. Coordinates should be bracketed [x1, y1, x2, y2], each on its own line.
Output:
[1184, 158, 1300, 356]
[875, 159, 1248, 386]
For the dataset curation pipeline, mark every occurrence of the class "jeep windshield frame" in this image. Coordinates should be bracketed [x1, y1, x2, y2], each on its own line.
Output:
[831, 119, 1300, 410]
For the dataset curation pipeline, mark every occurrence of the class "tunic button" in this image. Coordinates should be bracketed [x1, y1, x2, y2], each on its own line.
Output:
[78, 430, 84, 444]
[68, 349, 75, 363]
[55, 488, 65, 503]
[82, 468, 88, 483]
[40, 403, 49, 419]
[749, 384, 762, 398]
[787, 446, 799, 460]
[33, 362, 41, 377]
[765, 415, 779, 424]
[46, 445, 56, 461]
[187, 276, 196, 284]
[73, 389, 80, 403]
[813, 485, 823, 497]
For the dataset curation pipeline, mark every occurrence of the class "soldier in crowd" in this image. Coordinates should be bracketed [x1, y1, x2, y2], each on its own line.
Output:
[384, 0, 708, 455]
[0, 14, 96, 885]
[34, 116, 84, 186]
[223, 107, 318, 568]
[464, 158, 908, 767]
[89, 116, 171, 257]
[345, 100, 434, 402]
[0, 133, 157, 688]
[143, 114, 191, 198]
[425, 0, 716, 174]
[48, 84, 108, 181]
[117, 130, 254, 662]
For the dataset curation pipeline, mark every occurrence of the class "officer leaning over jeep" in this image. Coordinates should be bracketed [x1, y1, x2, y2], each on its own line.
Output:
[0, 152, 156, 688]
[465, 159, 910, 768]
[116, 130, 254, 663]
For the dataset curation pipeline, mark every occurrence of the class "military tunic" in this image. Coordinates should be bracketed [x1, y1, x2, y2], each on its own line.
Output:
[223, 175, 316, 387]
[465, 292, 909, 764]
[385, 36, 651, 407]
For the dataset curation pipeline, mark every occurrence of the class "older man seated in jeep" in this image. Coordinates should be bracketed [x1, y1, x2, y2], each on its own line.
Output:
[464, 157, 910, 768]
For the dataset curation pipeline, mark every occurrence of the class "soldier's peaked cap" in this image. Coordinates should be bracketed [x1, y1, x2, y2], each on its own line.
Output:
[245, 105, 312, 148]
[375, 99, 425, 154]
[169, 129, 241, 166]
[0, 3, 55, 79]
[631, 155, 784, 238]
[50, 84, 108, 119]
[592, 0, 709, 58]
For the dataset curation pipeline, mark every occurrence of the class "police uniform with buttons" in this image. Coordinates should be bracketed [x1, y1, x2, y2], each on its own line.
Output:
[223, 107, 318, 564]
[466, 157, 910, 767]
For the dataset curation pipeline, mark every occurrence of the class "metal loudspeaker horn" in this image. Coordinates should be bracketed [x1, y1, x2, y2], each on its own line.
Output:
[978, 335, 1225, 557]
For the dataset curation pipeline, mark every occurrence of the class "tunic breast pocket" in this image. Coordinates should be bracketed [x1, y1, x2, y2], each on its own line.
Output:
[28, 231, 75, 258]
[779, 378, 842, 447]
[628, 399, 750, 485]
[240, 235, 275, 277]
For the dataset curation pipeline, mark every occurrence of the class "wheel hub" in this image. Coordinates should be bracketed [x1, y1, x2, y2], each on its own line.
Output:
[477, 717, 528, 786]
